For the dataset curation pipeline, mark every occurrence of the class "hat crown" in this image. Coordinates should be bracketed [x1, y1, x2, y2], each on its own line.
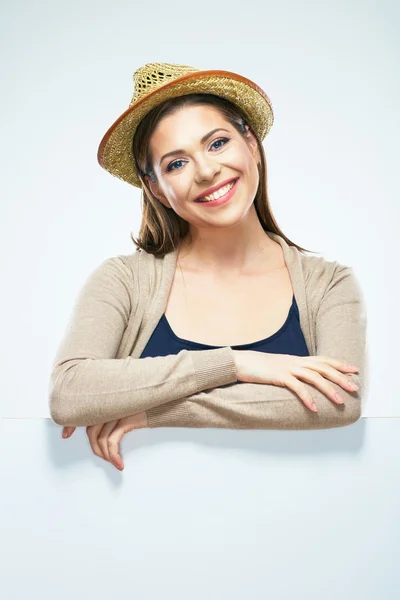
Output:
[99, 62, 274, 188]
[129, 62, 200, 106]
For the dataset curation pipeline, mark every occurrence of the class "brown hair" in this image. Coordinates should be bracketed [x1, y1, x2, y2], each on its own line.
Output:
[131, 93, 317, 256]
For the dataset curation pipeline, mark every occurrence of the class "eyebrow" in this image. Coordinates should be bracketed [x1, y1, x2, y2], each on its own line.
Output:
[159, 128, 230, 166]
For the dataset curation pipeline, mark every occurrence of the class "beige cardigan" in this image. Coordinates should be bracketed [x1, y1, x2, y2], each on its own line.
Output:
[48, 231, 368, 430]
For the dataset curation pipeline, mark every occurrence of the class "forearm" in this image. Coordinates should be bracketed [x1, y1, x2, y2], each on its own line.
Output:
[146, 374, 363, 431]
[49, 346, 237, 427]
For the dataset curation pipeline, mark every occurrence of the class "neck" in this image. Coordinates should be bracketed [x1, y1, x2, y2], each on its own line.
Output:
[178, 212, 277, 276]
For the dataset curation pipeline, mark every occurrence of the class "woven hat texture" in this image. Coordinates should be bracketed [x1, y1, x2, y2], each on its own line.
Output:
[97, 62, 274, 188]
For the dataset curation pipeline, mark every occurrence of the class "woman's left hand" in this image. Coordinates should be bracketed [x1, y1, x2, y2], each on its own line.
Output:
[61, 412, 148, 471]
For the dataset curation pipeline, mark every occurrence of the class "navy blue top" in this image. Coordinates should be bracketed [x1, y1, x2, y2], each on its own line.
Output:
[140, 294, 310, 382]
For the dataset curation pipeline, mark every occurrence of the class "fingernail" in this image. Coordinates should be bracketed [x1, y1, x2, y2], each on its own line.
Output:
[349, 382, 359, 390]
[312, 402, 318, 412]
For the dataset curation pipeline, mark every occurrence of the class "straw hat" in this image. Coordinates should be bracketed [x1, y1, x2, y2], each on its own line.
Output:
[97, 62, 274, 188]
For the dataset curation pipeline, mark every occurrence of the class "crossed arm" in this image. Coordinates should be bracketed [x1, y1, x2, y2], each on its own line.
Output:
[50, 257, 367, 431]
[145, 264, 368, 431]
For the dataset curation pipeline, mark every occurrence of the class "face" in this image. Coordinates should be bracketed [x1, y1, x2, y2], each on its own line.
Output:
[144, 104, 261, 231]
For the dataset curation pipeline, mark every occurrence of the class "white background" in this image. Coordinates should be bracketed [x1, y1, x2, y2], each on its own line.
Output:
[1, 1, 399, 598]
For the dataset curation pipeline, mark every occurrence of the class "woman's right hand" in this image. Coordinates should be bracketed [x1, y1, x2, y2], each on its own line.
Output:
[233, 351, 359, 412]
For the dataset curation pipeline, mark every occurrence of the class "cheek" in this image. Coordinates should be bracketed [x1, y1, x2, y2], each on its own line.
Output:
[234, 151, 255, 177]
[166, 185, 191, 214]
[162, 183, 183, 207]
[237, 155, 258, 189]
[244, 157, 260, 195]
[173, 180, 195, 205]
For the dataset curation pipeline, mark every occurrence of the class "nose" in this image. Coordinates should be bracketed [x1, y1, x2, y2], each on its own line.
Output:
[193, 154, 221, 183]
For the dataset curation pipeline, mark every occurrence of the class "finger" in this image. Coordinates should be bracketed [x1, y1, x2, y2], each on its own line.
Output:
[86, 423, 110, 462]
[306, 363, 359, 394]
[285, 376, 317, 412]
[97, 421, 119, 462]
[292, 367, 345, 405]
[107, 428, 126, 470]
[313, 356, 359, 372]
[62, 427, 76, 438]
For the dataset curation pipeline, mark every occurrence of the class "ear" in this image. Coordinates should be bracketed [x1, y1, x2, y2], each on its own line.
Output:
[143, 175, 171, 209]
[244, 125, 261, 165]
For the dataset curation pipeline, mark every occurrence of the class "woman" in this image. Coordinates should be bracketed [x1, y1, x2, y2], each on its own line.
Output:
[50, 62, 367, 471]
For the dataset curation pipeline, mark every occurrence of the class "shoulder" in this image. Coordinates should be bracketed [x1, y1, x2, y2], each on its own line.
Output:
[115, 248, 142, 273]
[117, 247, 172, 270]
[91, 254, 137, 282]
[83, 255, 135, 304]
[269, 231, 351, 286]
[115, 247, 176, 293]
[300, 252, 344, 287]
[299, 252, 366, 317]
[299, 251, 356, 286]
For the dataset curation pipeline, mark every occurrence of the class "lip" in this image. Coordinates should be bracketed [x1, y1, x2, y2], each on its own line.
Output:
[194, 177, 239, 202]
[194, 177, 239, 207]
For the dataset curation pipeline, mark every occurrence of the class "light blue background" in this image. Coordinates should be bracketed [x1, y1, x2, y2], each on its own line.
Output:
[1, 0, 398, 597]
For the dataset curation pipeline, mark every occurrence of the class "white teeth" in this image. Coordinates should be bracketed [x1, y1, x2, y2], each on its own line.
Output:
[197, 180, 236, 202]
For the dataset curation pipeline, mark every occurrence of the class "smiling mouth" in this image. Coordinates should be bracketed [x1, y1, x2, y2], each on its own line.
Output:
[195, 178, 238, 203]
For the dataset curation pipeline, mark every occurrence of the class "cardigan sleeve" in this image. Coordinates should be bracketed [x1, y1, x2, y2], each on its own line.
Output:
[48, 257, 237, 427]
[146, 264, 368, 430]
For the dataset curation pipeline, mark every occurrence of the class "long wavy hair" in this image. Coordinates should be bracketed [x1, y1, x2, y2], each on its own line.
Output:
[131, 93, 317, 256]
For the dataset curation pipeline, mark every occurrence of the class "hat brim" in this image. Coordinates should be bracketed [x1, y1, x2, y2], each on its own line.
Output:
[97, 69, 274, 188]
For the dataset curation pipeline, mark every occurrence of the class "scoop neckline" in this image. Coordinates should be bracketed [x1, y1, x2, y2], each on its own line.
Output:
[161, 294, 297, 349]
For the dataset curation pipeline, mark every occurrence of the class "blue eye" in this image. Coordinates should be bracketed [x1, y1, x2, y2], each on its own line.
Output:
[167, 159, 185, 172]
[166, 137, 230, 172]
